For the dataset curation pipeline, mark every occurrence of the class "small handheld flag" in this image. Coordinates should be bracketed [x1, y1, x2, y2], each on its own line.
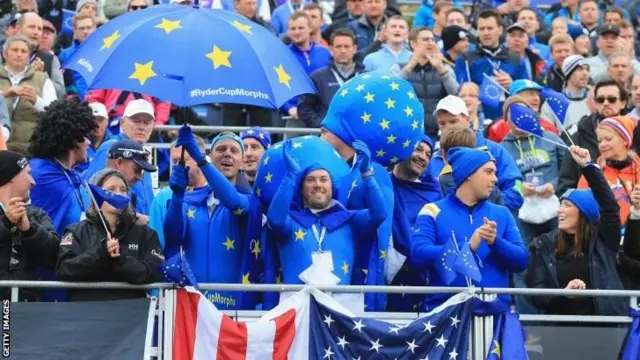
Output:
[479, 73, 508, 108]
[437, 234, 460, 285]
[88, 183, 131, 210]
[509, 103, 569, 149]
[541, 87, 576, 146]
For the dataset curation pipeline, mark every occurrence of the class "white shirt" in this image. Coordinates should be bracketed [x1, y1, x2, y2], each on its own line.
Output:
[5, 66, 56, 113]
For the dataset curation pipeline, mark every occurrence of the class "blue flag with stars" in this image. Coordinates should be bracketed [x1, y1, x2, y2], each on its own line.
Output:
[437, 234, 460, 285]
[163, 250, 200, 291]
[87, 183, 130, 210]
[309, 291, 473, 360]
[61, 9, 75, 35]
[479, 76, 504, 109]
[510, 103, 544, 137]
[453, 242, 482, 283]
[541, 87, 569, 125]
[62, 6, 315, 107]
[620, 308, 640, 360]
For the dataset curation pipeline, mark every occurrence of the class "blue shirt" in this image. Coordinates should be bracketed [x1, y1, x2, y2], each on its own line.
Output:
[363, 45, 413, 73]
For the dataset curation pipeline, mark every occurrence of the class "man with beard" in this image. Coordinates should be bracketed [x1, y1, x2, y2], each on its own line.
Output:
[164, 126, 262, 310]
[267, 140, 385, 311]
[0, 150, 60, 302]
[412, 147, 527, 310]
[387, 135, 443, 311]
[240, 127, 271, 186]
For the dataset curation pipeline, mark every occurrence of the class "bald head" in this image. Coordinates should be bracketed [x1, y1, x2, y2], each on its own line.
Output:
[18, 12, 43, 48]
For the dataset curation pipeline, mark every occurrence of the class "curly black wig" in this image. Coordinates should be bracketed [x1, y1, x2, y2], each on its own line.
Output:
[28, 98, 98, 159]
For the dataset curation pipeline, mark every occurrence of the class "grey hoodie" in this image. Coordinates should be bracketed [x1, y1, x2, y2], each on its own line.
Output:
[501, 132, 566, 190]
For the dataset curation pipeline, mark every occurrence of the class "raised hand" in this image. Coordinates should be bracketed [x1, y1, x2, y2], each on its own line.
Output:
[170, 165, 190, 196]
[176, 125, 205, 164]
[283, 141, 301, 174]
[5, 197, 30, 232]
[352, 140, 371, 175]
[568, 145, 591, 168]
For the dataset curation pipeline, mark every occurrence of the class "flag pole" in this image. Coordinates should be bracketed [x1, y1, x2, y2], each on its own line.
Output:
[451, 231, 472, 288]
[516, 128, 571, 149]
[554, 120, 576, 147]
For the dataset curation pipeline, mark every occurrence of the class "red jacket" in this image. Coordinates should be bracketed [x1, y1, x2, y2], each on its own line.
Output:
[85, 90, 171, 125]
[488, 117, 559, 143]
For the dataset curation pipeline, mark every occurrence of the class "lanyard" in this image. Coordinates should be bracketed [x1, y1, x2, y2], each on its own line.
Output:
[54, 160, 86, 213]
[311, 224, 326, 252]
[330, 69, 346, 87]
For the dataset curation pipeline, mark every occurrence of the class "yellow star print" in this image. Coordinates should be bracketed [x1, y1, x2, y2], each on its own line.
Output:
[223, 237, 235, 251]
[251, 239, 261, 259]
[341, 261, 349, 275]
[380, 249, 387, 259]
[389, 82, 400, 90]
[390, 156, 399, 163]
[276, 274, 282, 284]
[384, 98, 395, 109]
[265, 172, 273, 183]
[404, 106, 414, 117]
[340, 89, 348, 97]
[386, 134, 397, 144]
[263, 156, 270, 165]
[274, 65, 291, 88]
[233, 208, 244, 215]
[129, 61, 157, 85]
[491, 340, 501, 358]
[364, 92, 375, 103]
[242, 272, 251, 284]
[232, 20, 252, 34]
[402, 139, 411, 148]
[205, 45, 232, 69]
[361, 112, 371, 124]
[355, 84, 365, 92]
[292, 142, 302, 149]
[155, 18, 182, 34]
[407, 91, 416, 99]
[255, 188, 262, 197]
[411, 120, 419, 130]
[376, 149, 386, 158]
[294, 228, 306, 241]
[100, 30, 120, 50]
[187, 208, 196, 218]
[379, 119, 390, 130]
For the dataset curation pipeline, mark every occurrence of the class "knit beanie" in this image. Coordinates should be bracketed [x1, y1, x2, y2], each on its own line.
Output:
[211, 132, 245, 152]
[560, 189, 600, 223]
[598, 116, 636, 148]
[89, 168, 130, 192]
[447, 147, 495, 188]
[562, 55, 588, 81]
[0, 151, 28, 187]
[441, 25, 468, 51]
[240, 127, 272, 150]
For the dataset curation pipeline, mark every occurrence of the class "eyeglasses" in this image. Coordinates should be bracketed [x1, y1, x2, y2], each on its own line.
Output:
[595, 96, 619, 104]
[129, 5, 148, 10]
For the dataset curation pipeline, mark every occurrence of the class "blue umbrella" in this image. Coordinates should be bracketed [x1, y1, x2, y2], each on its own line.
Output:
[62, 5, 315, 107]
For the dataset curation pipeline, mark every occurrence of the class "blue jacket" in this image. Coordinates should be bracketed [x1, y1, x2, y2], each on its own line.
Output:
[438, 164, 504, 206]
[543, 7, 580, 28]
[267, 168, 386, 286]
[426, 132, 524, 211]
[501, 132, 566, 190]
[84, 133, 155, 215]
[453, 46, 528, 120]
[411, 193, 528, 310]
[59, 41, 88, 99]
[164, 163, 262, 310]
[346, 15, 386, 55]
[411, 0, 461, 28]
[281, 42, 332, 113]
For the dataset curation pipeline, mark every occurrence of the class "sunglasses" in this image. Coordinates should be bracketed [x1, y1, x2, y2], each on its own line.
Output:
[129, 5, 148, 10]
[595, 96, 619, 104]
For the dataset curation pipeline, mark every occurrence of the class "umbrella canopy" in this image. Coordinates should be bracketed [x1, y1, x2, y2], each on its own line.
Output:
[63, 5, 316, 107]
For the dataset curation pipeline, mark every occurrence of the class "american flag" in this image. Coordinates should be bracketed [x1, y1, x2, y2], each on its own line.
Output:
[308, 292, 474, 359]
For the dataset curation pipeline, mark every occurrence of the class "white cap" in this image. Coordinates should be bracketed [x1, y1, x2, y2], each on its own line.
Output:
[123, 99, 155, 119]
[433, 95, 469, 117]
[88, 102, 108, 119]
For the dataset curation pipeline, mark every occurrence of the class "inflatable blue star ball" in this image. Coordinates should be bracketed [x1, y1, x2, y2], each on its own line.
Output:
[320, 73, 425, 167]
[253, 136, 351, 209]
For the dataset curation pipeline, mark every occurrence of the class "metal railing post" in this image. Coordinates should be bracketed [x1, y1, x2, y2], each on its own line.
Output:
[163, 289, 175, 360]
[10, 287, 18, 302]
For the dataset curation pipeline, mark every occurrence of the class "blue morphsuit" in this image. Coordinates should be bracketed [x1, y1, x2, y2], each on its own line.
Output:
[425, 132, 524, 211]
[30, 158, 87, 302]
[84, 133, 155, 215]
[148, 186, 173, 249]
[163, 162, 262, 310]
[411, 194, 528, 311]
[267, 164, 386, 286]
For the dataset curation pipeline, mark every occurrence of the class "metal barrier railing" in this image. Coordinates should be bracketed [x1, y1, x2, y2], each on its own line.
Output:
[2, 281, 635, 360]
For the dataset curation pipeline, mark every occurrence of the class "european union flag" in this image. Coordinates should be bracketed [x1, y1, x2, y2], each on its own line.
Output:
[486, 310, 528, 360]
[62, 6, 315, 107]
[309, 290, 474, 359]
[163, 251, 200, 290]
[541, 87, 569, 125]
[437, 234, 460, 285]
[61, 9, 75, 35]
[479, 76, 504, 109]
[510, 103, 543, 137]
[87, 183, 130, 210]
[620, 308, 640, 360]
[453, 242, 482, 283]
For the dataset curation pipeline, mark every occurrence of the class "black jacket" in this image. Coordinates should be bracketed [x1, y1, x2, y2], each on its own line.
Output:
[541, 65, 565, 93]
[557, 113, 602, 195]
[617, 217, 640, 289]
[527, 165, 626, 316]
[57, 213, 164, 301]
[0, 205, 60, 301]
[298, 62, 365, 128]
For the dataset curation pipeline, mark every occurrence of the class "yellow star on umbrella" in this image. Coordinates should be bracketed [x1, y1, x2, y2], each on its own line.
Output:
[129, 61, 157, 85]
[242, 272, 251, 284]
[341, 261, 349, 275]
[101, 30, 120, 50]
[155, 18, 182, 34]
[361, 112, 371, 123]
[232, 20, 252, 34]
[274, 65, 291, 88]
[205, 45, 232, 69]
[386, 134, 397, 144]
[379, 119, 390, 130]
[376, 149, 386, 157]
[223, 237, 235, 251]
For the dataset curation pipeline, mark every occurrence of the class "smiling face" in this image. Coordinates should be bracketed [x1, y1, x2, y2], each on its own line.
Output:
[557, 199, 580, 233]
[212, 139, 243, 182]
[302, 169, 332, 209]
[242, 138, 265, 177]
[597, 126, 628, 161]
[397, 142, 431, 179]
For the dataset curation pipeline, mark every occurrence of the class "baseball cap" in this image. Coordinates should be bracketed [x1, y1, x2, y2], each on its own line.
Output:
[598, 24, 620, 37]
[108, 139, 157, 172]
[123, 99, 155, 120]
[433, 95, 469, 116]
[88, 102, 108, 119]
[506, 23, 527, 33]
[509, 79, 543, 95]
[8, 12, 21, 26]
